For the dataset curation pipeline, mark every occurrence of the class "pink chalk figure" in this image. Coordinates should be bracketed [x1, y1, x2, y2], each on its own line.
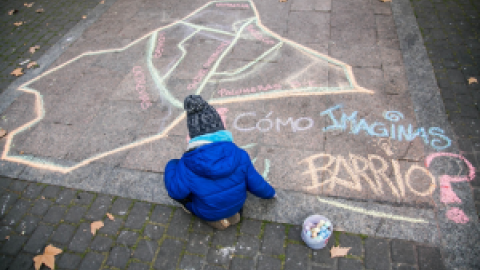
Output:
[186, 107, 228, 142]
[425, 153, 475, 224]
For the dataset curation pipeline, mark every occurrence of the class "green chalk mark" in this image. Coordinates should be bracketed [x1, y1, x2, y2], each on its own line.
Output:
[181, 21, 236, 37]
[262, 158, 270, 180]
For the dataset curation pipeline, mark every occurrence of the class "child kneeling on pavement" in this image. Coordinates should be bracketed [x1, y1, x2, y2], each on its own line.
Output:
[164, 95, 276, 230]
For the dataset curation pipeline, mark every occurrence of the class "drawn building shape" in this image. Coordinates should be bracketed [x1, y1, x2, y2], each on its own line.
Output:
[1, 0, 373, 172]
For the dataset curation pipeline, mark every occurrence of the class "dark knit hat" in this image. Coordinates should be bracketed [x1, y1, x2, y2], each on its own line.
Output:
[184, 95, 225, 139]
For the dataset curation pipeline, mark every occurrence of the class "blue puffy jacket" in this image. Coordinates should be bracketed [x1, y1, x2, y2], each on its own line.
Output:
[164, 141, 275, 221]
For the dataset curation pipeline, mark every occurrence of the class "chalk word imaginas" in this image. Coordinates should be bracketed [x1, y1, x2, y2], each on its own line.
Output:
[247, 25, 275, 45]
[188, 41, 230, 90]
[300, 153, 435, 198]
[132, 66, 152, 110]
[234, 112, 314, 133]
[216, 3, 249, 8]
[321, 105, 451, 151]
[153, 33, 165, 58]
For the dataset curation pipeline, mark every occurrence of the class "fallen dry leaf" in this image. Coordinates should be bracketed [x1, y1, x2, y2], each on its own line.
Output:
[36, 8, 44, 13]
[19, 151, 24, 155]
[330, 246, 351, 258]
[24, 2, 34, 7]
[5, 236, 9, 240]
[8, 9, 18, 15]
[27, 61, 37, 69]
[106, 213, 115, 221]
[380, 0, 392, 2]
[0, 128, 7, 138]
[33, 245, 62, 270]
[14, 21, 23, 26]
[29, 45, 40, 54]
[468, 77, 478, 85]
[100, 0, 105, 3]
[91, 221, 104, 235]
[279, 0, 287, 2]
[82, 15, 87, 19]
[11, 68, 23, 77]
[41, 196, 45, 199]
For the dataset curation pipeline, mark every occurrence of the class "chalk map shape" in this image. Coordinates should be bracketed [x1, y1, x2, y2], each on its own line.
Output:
[2, 0, 374, 172]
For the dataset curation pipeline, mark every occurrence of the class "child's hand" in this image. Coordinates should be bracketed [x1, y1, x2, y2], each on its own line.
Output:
[273, 194, 277, 199]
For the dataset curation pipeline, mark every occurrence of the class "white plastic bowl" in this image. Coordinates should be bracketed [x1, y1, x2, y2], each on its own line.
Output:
[301, 215, 332, 249]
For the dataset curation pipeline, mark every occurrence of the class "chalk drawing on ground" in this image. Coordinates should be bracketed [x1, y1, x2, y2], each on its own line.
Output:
[1, 0, 374, 173]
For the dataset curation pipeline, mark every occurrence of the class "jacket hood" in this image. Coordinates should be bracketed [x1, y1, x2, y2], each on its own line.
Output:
[182, 142, 240, 179]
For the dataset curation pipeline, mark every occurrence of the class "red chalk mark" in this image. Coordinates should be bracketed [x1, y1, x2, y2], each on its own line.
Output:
[446, 207, 469, 224]
[153, 33, 165, 58]
[188, 41, 230, 90]
[216, 3, 249, 8]
[219, 83, 282, 97]
[247, 25, 275, 45]
[425, 153, 476, 224]
[132, 66, 152, 110]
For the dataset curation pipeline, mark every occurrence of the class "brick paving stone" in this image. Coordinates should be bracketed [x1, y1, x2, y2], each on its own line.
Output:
[51, 224, 76, 245]
[42, 185, 61, 199]
[154, 238, 184, 270]
[211, 225, 237, 247]
[339, 233, 363, 257]
[207, 245, 234, 268]
[56, 189, 77, 205]
[84, 195, 112, 221]
[240, 219, 262, 236]
[117, 230, 139, 247]
[15, 215, 39, 235]
[312, 237, 336, 266]
[257, 255, 282, 270]
[338, 258, 363, 270]
[151, 205, 173, 224]
[231, 257, 255, 270]
[0, 193, 19, 217]
[30, 199, 52, 216]
[235, 234, 260, 257]
[144, 224, 165, 240]
[0, 226, 12, 239]
[68, 223, 93, 253]
[187, 233, 211, 256]
[0, 178, 13, 190]
[0, 235, 28, 255]
[128, 263, 150, 270]
[23, 224, 53, 253]
[58, 253, 83, 270]
[0, 255, 13, 270]
[74, 192, 95, 205]
[110, 197, 132, 216]
[124, 202, 151, 230]
[65, 205, 87, 223]
[391, 240, 416, 264]
[204, 265, 226, 270]
[261, 223, 286, 256]
[134, 240, 158, 262]
[42, 205, 66, 224]
[107, 246, 131, 268]
[23, 184, 44, 199]
[365, 238, 391, 270]
[9, 180, 28, 192]
[8, 252, 34, 270]
[191, 218, 214, 234]
[90, 235, 113, 252]
[180, 254, 205, 270]
[78, 252, 105, 270]
[166, 209, 191, 238]
[285, 244, 310, 270]
[417, 246, 446, 270]
[393, 265, 417, 270]
[2, 199, 30, 226]
[312, 266, 334, 270]
[99, 217, 124, 235]
[287, 225, 303, 243]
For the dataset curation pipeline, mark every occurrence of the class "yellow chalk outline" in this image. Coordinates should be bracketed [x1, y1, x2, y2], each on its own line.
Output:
[317, 197, 429, 224]
[2, 0, 374, 173]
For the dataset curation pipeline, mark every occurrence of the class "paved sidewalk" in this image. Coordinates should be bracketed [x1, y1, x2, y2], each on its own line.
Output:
[0, 0, 479, 269]
[0, 0, 101, 94]
[410, 0, 480, 219]
[0, 177, 445, 270]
